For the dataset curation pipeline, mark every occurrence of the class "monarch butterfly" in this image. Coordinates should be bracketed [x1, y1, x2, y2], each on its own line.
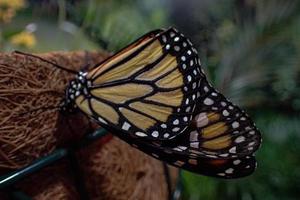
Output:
[16, 27, 261, 178]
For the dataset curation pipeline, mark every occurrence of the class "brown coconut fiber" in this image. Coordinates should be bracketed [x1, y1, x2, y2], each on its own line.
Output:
[0, 52, 178, 200]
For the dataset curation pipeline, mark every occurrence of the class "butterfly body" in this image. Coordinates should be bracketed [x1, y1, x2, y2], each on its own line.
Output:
[61, 70, 89, 113]
[59, 27, 261, 179]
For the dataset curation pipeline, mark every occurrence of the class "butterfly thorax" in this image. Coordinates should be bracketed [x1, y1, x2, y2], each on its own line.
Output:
[61, 70, 91, 113]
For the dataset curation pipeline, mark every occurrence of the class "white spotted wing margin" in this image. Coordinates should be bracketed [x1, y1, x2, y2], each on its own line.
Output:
[115, 130, 258, 179]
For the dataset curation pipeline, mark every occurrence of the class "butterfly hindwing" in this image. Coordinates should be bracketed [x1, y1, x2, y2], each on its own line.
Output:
[190, 78, 261, 158]
[75, 28, 203, 140]
[147, 77, 261, 159]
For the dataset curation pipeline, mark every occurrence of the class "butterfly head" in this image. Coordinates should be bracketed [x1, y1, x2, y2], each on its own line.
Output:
[60, 70, 90, 113]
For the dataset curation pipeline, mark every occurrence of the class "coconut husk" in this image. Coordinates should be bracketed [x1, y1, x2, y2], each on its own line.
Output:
[0, 51, 178, 200]
[0, 51, 105, 170]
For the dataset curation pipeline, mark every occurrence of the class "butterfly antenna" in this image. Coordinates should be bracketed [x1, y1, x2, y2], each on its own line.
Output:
[13, 50, 78, 74]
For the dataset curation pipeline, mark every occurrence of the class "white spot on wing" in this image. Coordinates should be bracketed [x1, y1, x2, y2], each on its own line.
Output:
[98, 117, 107, 124]
[162, 35, 167, 43]
[204, 86, 209, 92]
[222, 110, 229, 116]
[235, 136, 245, 143]
[229, 146, 237, 153]
[135, 132, 147, 137]
[189, 131, 198, 142]
[178, 146, 187, 150]
[248, 142, 255, 146]
[185, 106, 191, 112]
[174, 46, 180, 51]
[204, 98, 214, 105]
[173, 147, 182, 152]
[121, 122, 131, 131]
[185, 98, 189, 105]
[249, 130, 255, 135]
[233, 160, 241, 165]
[172, 127, 180, 132]
[232, 121, 240, 128]
[221, 101, 227, 107]
[219, 153, 229, 157]
[151, 131, 159, 137]
[190, 60, 194, 66]
[225, 168, 234, 174]
[195, 112, 209, 128]
[161, 124, 167, 128]
[173, 119, 179, 125]
[190, 142, 199, 148]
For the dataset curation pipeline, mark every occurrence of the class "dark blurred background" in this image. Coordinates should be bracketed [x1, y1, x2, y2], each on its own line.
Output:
[1, 0, 300, 199]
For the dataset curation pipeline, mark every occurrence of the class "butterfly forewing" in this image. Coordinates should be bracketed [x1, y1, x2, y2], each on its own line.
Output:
[75, 28, 202, 140]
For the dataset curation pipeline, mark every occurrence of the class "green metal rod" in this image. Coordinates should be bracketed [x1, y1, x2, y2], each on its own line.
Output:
[0, 149, 68, 189]
[80, 128, 108, 146]
[0, 128, 108, 189]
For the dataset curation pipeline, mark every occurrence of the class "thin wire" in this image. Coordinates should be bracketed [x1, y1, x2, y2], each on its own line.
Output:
[68, 150, 90, 200]
[172, 170, 183, 200]
[163, 162, 172, 200]
[13, 51, 78, 74]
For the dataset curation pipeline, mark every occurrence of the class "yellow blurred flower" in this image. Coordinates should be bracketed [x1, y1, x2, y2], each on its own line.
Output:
[0, 0, 25, 8]
[0, 0, 25, 23]
[10, 31, 36, 48]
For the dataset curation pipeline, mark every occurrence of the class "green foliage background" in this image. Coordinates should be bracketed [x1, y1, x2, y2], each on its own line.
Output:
[1, 0, 299, 199]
